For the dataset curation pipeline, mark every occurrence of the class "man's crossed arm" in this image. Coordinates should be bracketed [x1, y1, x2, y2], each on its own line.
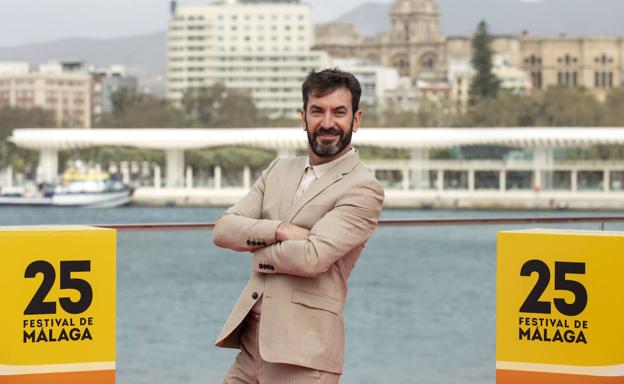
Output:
[212, 160, 384, 278]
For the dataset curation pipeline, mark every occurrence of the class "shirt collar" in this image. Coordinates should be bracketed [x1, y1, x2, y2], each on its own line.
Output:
[305, 147, 356, 179]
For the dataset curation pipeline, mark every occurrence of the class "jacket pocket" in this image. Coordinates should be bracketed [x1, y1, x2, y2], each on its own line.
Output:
[291, 290, 342, 315]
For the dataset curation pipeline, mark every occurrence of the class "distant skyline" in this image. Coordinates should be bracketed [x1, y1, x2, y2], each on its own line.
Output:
[1, 0, 395, 47]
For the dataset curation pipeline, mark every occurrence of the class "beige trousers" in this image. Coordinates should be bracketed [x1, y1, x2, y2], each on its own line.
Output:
[223, 312, 341, 384]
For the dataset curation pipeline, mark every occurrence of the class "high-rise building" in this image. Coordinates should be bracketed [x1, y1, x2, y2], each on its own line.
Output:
[166, 0, 330, 118]
[0, 61, 92, 128]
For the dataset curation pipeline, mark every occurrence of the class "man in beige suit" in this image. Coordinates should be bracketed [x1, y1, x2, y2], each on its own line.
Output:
[213, 69, 384, 383]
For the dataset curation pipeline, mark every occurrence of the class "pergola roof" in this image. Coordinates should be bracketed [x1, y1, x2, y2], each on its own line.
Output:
[10, 127, 624, 150]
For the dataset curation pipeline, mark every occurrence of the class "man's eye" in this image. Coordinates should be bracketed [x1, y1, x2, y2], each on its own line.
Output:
[335, 111, 346, 117]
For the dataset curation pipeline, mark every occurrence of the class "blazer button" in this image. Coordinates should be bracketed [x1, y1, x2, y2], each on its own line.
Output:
[252, 292, 258, 300]
[251, 240, 257, 246]
[246, 240, 252, 245]
[258, 263, 264, 269]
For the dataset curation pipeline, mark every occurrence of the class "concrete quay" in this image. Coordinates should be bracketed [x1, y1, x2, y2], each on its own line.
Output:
[132, 188, 624, 210]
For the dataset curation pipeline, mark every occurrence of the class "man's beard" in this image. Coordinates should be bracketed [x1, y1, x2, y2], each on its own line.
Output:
[306, 119, 353, 158]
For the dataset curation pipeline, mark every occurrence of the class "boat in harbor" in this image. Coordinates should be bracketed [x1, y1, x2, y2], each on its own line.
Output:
[0, 172, 133, 208]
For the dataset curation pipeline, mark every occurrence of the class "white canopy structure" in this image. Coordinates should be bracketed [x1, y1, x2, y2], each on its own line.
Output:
[10, 127, 624, 150]
[9, 127, 624, 186]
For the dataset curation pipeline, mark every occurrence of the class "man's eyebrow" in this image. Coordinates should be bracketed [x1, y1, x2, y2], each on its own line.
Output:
[309, 104, 323, 110]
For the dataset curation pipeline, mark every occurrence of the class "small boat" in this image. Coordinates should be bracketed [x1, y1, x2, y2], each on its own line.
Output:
[0, 188, 53, 206]
[0, 172, 134, 208]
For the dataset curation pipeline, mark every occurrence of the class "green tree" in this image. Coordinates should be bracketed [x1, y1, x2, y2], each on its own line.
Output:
[186, 146, 274, 169]
[0, 106, 56, 170]
[181, 84, 262, 127]
[461, 92, 541, 127]
[97, 89, 184, 128]
[602, 87, 624, 126]
[469, 21, 499, 105]
[536, 87, 603, 126]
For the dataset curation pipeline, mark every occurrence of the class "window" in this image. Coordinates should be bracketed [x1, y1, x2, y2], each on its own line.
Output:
[595, 71, 614, 88]
[557, 71, 578, 87]
[531, 71, 542, 89]
[525, 55, 542, 66]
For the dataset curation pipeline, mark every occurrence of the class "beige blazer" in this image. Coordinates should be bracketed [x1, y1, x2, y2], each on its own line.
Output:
[213, 151, 384, 374]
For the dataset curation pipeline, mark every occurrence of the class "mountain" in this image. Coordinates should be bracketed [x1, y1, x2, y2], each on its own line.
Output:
[0, 31, 166, 96]
[334, 0, 624, 38]
[332, 2, 391, 37]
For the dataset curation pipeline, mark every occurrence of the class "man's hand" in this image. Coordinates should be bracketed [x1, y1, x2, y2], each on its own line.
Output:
[275, 223, 310, 241]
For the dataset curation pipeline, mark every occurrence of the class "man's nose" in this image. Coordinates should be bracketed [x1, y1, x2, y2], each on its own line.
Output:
[321, 111, 334, 128]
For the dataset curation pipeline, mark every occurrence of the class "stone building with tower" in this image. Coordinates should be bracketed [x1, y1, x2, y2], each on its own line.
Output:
[316, 0, 447, 81]
[315, 0, 624, 105]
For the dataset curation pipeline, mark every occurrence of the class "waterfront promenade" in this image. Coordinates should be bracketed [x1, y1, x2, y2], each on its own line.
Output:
[6, 127, 624, 209]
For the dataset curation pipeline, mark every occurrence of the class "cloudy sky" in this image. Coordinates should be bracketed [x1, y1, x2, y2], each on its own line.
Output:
[1, 0, 403, 47]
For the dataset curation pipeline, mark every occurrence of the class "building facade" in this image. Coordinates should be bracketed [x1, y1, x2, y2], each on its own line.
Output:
[166, 0, 330, 118]
[90, 65, 138, 122]
[315, 0, 624, 102]
[0, 61, 92, 128]
[331, 58, 400, 107]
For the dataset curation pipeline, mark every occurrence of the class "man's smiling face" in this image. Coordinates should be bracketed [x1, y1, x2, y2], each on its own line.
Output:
[302, 86, 362, 165]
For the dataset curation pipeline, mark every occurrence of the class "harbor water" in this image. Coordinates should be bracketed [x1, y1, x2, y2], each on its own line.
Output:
[1, 207, 620, 384]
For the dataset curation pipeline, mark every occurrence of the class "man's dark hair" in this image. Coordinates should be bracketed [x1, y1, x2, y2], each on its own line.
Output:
[302, 68, 362, 115]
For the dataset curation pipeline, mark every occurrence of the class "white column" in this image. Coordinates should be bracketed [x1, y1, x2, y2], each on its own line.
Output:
[243, 166, 251, 190]
[410, 148, 430, 190]
[185, 166, 193, 189]
[5, 166, 13, 188]
[571, 169, 578, 192]
[604, 170, 610, 192]
[468, 169, 475, 192]
[39, 148, 58, 184]
[533, 148, 554, 191]
[437, 169, 444, 192]
[154, 165, 161, 190]
[166, 149, 185, 188]
[534, 170, 542, 192]
[121, 162, 130, 184]
[214, 165, 222, 190]
[402, 167, 410, 191]
[499, 170, 506, 192]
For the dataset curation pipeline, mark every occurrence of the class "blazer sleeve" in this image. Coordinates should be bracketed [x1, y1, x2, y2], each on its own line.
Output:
[212, 158, 283, 252]
[252, 180, 384, 278]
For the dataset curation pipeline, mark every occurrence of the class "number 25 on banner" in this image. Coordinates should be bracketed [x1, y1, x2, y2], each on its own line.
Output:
[520, 260, 587, 317]
[25, 260, 93, 315]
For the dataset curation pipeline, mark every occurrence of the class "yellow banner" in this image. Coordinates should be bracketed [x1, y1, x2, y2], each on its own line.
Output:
[0, 226, 116, 383]
[497, 229, 624, 384]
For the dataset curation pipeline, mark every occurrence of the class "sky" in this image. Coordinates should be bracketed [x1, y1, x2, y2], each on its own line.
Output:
[0, 0, 398, 47]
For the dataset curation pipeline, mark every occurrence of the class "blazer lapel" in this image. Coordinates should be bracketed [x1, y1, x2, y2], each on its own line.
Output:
[285, 152, 361, 223]
[279, 157, 307, 220]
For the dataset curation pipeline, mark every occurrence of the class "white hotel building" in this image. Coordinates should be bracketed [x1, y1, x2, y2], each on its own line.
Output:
[166, 0, 330, 118]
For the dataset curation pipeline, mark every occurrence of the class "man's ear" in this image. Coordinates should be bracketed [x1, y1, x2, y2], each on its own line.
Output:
[300, 108, 306, 130]
[352, 109, 363, 133]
